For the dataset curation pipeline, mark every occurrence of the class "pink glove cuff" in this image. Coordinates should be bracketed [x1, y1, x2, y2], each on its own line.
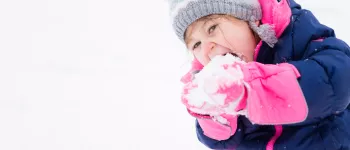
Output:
[197, 115, 238, 141]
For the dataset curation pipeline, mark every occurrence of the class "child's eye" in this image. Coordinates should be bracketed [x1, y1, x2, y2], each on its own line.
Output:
[192, 42, 201, 50]
[208, 24, 217, 34]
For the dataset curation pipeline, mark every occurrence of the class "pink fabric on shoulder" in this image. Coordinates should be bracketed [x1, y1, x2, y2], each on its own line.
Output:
[258, 0, 292, 38]
[254, 0, 292, 59]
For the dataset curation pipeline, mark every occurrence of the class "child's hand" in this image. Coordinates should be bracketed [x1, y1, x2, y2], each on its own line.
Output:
[181, 53, 308, 126]
[181, 54, 248, 125]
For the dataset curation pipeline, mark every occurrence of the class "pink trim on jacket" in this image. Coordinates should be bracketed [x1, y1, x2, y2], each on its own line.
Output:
[266, 125, 283, 150]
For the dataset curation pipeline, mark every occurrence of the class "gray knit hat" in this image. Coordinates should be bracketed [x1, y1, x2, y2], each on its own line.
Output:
[168, 0, 278, 47]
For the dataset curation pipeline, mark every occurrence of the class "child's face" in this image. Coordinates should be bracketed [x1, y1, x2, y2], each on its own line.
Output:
[185, 15, 259, 65]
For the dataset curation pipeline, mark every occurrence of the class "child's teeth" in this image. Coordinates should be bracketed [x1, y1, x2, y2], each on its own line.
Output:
[224, 52, 238, 57]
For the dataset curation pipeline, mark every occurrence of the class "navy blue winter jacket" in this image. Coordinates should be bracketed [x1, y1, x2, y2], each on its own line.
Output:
[195, 0, 350, 149]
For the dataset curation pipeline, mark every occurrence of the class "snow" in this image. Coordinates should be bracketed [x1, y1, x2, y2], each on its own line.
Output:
[0, 0, 349, 150]
[184, 54, 244, 115]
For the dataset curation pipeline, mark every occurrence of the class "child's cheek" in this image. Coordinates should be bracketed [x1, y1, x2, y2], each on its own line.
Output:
[242, 51, 254, 62]
[231, 38, 256, 62]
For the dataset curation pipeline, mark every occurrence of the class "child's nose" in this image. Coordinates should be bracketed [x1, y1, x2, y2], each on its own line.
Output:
[207, 44, 230, 60]
[202, 41, 215, 51]
[202, 41, 216, 55]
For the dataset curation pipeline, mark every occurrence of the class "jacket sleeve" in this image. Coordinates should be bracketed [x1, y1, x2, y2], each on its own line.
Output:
[288, 38, 350, 124]
[193, 61, 305, 148]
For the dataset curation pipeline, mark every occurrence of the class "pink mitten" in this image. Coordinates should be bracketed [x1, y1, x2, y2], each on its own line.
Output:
[181, 54, 247, 140]
[182, 54, 248, 124]
[241, 62, 308, 125]
[197, 115, 238, 141]
[181, 58, 203, 84]
[182, 54, 308, 125]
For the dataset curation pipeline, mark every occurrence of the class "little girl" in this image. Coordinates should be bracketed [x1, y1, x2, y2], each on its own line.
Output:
[167, 0, 350, 149]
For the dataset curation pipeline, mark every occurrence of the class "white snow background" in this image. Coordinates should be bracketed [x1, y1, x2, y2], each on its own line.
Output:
[0, 0, 349, 149]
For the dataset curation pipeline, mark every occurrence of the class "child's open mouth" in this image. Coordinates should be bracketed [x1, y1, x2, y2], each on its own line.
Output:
[223, 52, 239, 57]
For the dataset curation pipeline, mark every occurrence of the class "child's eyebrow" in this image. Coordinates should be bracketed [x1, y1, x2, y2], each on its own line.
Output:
[185, 38, 193, 49]
[185, 19, 212, 48]
[185, 30, 194, 46]
[184, 34, 191, 43]
[202, 19, 212, 29]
